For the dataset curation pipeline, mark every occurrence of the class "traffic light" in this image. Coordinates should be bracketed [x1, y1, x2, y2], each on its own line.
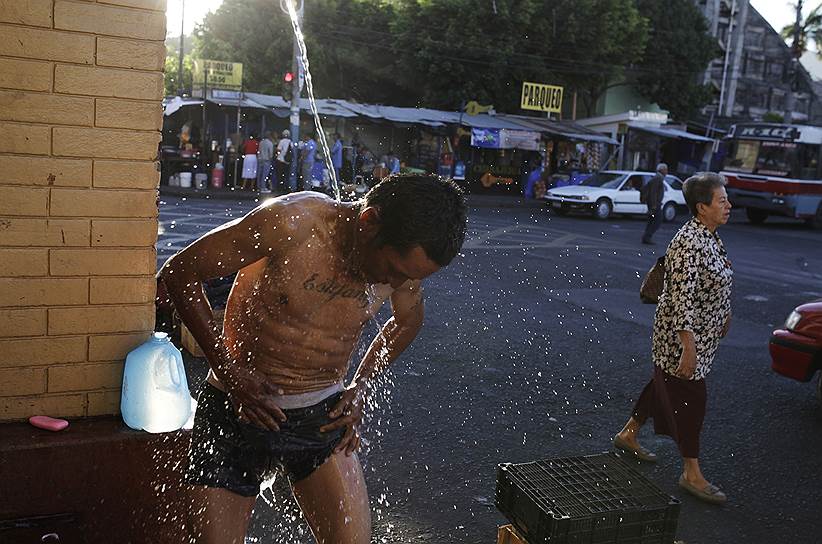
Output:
[284, 71, 294, 83]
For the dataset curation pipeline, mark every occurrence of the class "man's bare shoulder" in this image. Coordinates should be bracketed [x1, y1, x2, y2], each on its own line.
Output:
[249, 192, 352, 247]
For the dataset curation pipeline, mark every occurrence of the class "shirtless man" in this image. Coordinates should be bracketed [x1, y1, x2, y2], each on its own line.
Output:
[159, 174, 467, 544]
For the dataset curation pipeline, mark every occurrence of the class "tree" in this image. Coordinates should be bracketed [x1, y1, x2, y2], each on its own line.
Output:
[193, 0, 293, 94]
[192, 0, 409, 102]
[780, 3, 822, 58]
[633, 0, 719, 120]
[391, 0, 541, 111]
[164, 37, 194, 96]
[536, 0, 648, 117]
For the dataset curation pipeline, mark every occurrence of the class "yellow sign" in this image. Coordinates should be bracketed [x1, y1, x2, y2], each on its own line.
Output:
[520, 81, 563, 113]
[193, 59, 244, 90]
[465, 100, 494, 116]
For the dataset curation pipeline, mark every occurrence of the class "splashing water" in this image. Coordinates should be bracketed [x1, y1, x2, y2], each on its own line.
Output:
[283, 0, 341, 201]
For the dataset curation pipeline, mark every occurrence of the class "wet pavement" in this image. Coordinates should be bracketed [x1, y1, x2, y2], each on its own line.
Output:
[158, 194, 822, 543]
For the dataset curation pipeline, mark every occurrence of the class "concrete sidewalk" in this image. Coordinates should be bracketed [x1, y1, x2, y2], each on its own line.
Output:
[158, 185, 545, 210]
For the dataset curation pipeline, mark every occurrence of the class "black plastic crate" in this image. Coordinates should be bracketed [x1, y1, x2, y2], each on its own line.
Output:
[496, 453, 679, 544]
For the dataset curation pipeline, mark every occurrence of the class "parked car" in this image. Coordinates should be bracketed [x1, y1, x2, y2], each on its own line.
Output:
[769, 298, 822, 401]
[543, 170, 686, 221]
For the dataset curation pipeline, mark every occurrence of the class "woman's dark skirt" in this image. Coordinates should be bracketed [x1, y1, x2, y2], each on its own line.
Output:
[632, 364, 706, 458]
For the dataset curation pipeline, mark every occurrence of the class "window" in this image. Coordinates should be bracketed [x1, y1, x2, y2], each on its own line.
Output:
[796, 144, 820, 180]
[724, 140, 760, 173]
[756, 142, 796, 176]
[621, 175, 647, 191]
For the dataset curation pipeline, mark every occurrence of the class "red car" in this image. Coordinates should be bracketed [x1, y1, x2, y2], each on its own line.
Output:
[770, 299, 822, 400]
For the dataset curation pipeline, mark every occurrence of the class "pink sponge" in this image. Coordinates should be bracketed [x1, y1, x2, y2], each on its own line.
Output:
[29, 415, 69, 432]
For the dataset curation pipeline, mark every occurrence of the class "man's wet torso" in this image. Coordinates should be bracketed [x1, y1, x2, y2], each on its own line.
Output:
[209, 195, 393, 394]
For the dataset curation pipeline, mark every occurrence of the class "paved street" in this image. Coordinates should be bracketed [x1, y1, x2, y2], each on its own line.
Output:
[158, 194, 822, 543]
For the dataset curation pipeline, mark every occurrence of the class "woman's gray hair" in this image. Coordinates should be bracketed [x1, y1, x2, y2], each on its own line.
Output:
[683, 172, 727, 216]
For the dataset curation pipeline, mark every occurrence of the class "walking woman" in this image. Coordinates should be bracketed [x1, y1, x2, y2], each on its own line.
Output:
[614, 172, 733, 504]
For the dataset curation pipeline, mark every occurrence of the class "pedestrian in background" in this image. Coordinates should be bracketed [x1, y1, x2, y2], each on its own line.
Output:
[640, 163, 667, 244]
[299, 132, 317, 190]
[257, 131, 275, 193]
[240, 134, 259, 191]
[276, 129, 293, 193]
[331, 133, 343, 183]
[614, 172, 733, 505]
[387, 149, 401, 175]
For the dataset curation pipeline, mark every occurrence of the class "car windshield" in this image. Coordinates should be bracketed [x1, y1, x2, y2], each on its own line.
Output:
[580, 172, 626, 189]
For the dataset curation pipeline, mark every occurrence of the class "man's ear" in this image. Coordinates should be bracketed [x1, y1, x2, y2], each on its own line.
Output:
[358, 206, 381, 239]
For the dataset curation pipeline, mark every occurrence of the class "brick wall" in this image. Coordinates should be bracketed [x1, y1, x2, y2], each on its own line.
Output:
[0, 0, 166, 421]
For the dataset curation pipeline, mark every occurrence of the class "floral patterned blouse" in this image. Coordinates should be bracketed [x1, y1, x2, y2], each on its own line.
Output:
[652, 217, 733, 380]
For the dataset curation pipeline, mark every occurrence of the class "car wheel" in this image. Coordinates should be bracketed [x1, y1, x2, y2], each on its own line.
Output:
[593, 199, 612, 220]
[662, 202, 676, 222]
[805, 203, 822, 230]
[746, 208, 768, 224]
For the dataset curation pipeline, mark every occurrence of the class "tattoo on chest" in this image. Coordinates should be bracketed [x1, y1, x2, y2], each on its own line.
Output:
[302, 273, 369, 308]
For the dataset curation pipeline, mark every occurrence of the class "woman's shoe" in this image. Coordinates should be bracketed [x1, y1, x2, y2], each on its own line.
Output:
[613, 434, 658, 462]
[678, 475, 727, 504]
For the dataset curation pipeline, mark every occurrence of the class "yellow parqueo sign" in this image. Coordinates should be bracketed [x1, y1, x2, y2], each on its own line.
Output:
[520, 81, 563, 113]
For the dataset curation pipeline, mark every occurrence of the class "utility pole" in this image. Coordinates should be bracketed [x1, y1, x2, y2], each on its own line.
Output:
[785, 0, 804, 124]
[177, 0, 185, 96]
[718, 0, 736, 118]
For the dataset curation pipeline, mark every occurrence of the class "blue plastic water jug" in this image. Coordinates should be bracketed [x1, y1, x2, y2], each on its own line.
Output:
[121, 332, 191, 433]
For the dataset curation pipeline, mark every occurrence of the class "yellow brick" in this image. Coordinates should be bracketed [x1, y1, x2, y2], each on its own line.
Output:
[50, 248, 156, 276]
[0, 0, 53, 27]
[48, 304, 154, 334]
[0, 367, 47, 396]
[89, 331, 150, 361]
[0, 58, 52, 92]
[55, 0, 166, 41]
[0, 24, 95, 64]
[87, 389, 121, 416]
[0, 248, 48, 276]
[0, 218, 90, 247]
[0, 186, 49, 216]
[95, 98, 163, 131]
[90, 276, 154, 304]
[0, 393, 86, 420]
[92, 219, 157, 246]
[0, 156, 92, 187]
[54, 64, 163, 100]
[48, 361, 124, 392]
[0, 122, 51, 155]
[0, 278, 88, 307]
[0, 336, 87, 368]
[53, 126, 160, 160]
[0, 90, 94, 127]
[0, 308, 47, 337]
[51, 188, 157, 219]
[93, 160, 159, 189]
[98, 0, 166, 11]
[97, 37, 165, 71]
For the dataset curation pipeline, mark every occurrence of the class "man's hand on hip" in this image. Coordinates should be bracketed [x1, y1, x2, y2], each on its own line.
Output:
[225, 365, 286, 431]
[321, 384, 365, 456]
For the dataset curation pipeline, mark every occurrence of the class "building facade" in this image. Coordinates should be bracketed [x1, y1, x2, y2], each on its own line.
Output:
[694, 0, 818, 126]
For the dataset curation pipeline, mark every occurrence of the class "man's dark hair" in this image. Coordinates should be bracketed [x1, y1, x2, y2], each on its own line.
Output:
[683, 172, 726, 216]
[363, 174, 467, 266]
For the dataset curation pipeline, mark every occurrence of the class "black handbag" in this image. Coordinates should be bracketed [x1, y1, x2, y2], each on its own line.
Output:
[640, 256, 665, 304]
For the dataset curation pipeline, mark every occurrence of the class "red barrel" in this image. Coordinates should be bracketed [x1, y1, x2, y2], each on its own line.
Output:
[211, 164, 224, 188]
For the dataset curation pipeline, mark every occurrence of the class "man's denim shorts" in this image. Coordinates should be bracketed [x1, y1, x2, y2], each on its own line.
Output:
[185, 382, 345, 497]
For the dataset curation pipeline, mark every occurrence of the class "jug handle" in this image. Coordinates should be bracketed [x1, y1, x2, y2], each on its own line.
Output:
[168, 356, 182, 388]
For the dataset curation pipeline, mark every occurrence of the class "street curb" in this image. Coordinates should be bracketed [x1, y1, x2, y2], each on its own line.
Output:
[158, 186, 546, 210]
